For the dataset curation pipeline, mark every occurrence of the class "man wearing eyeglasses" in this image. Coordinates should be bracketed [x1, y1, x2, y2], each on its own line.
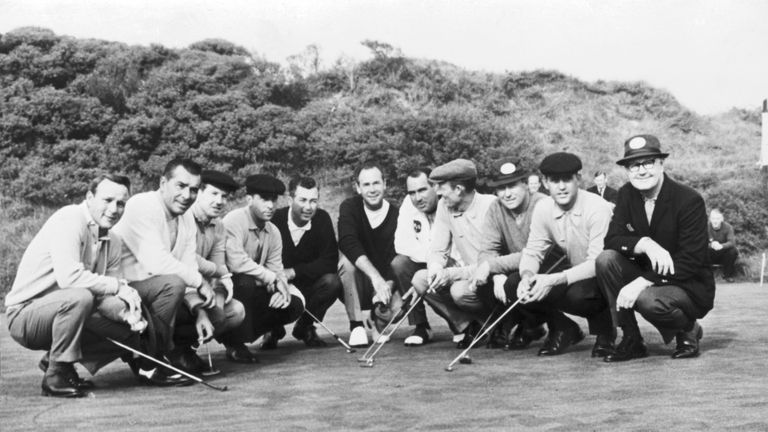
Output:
[596, 135, 715, 362]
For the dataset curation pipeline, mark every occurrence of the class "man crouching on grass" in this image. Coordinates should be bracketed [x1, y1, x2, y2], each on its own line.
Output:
[5, 174, 142, 397]
[596, 135, 715, 362]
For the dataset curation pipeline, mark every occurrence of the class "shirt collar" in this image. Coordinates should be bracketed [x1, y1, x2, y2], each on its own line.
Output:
[192, 203, 216, 228]
[287, 212, 312, 233]
[80, 201, 110, 241]
[553, 190, 584, 219]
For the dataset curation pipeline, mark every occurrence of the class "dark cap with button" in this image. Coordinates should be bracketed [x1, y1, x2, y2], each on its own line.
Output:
[429, 159, 478, 182]
[539, 152, 583, 177]
[486, 157, 530, 188]
[616, 134, 669, 166]
[202, 170, 239, 193]
[245, 174, 285, 196]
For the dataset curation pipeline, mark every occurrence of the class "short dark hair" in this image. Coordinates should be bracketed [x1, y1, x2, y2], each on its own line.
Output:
[89, 173, 131, 194]
[288, 176, 318, 196]
[406, 167, 432, 180]
[447, 178, 476, 193]
[594, 171, 607, 178]
[353, 163, 383, 184]
[163, 158, 202, 179]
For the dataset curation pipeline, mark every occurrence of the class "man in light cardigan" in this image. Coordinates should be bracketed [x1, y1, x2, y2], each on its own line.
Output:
[113, 158, 215, 386]
[5, 174, 142, 397]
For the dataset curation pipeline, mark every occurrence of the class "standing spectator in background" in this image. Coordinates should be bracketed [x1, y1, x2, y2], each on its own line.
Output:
[527, 174, 548, 195]
[587, 171, 618, 205]
[708, 209, 738, 283]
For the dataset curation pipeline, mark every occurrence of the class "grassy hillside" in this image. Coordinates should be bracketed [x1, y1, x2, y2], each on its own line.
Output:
[1, 28, 764, 300]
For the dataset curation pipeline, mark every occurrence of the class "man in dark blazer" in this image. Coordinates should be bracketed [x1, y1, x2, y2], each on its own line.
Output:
[587, 171, 618, 204]
[273, 176, 341, 348]
[596, 134, 715, 362]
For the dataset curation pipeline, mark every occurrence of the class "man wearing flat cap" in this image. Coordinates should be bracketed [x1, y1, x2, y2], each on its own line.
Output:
[169, 170, 246, 372]
[596, 135, 715, 362]
[337, 163, 400, 347]
[471, 158, 550, 349]
[220, 174, 305, 362]
[514, 152, 615, 357]
[411, 158, 497, 348]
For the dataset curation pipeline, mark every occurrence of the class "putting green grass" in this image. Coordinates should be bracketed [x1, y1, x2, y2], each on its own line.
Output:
[2, 283, 767, 431]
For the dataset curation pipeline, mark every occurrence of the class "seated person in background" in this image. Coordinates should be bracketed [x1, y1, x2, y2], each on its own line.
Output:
[708, 208, 739, 283]
[273, 176, 342, 348]
[220, 174, 305, 362]
[6, 174, 141, 397]
[587, 171, 618, 205]
[337, 163, 400, 347]
[472, 158, 549, 349]
[170, 170, 246, 373]
[596, 135, 715, 362]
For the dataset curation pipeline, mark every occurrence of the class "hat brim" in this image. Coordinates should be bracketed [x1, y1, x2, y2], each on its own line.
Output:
[486, 173, 529, 188]
[616, 152, 669, 166]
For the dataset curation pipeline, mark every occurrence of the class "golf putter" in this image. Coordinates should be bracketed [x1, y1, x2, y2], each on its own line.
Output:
[200, 342, 220, 376]
[359, 291, 424, 367]
[303, 309, 357, 353]
[358, 287, 415, 362]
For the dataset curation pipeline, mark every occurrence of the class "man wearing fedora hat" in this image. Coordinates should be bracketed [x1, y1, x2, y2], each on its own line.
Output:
[471, 157, 550, 349]
[514, 152, 615, 357]
[596, 134, 715, 362]
[220, 174, 305, 363]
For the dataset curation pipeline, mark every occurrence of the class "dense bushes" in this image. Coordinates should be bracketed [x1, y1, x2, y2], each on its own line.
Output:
[0, 27, 765, 264]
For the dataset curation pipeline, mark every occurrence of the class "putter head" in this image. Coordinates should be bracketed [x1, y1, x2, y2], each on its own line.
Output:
[459, 356, 472, 364]
[201, 368, 221, 376]
[357, 356, 369, 362]
[346, 348, 356, 353]
[360, 360, 375, 368]
[444, 366, 454, 372]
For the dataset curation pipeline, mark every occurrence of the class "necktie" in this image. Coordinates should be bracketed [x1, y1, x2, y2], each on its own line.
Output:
[644, 198, 655, 225]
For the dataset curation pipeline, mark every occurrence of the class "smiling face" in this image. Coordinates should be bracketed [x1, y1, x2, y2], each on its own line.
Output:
[86, 179, 130, 229]
[355, 167, 386, 210]
[545, 174, 580, 210]
[495, 180, 529, 212]
[290, 185, 319, 225]
[527, 175, 542, 194]
[160, 165, 201, 216]
[406, 173, 438, 215]
[196, 183, 230, 219]
[626, 158, 663, 193]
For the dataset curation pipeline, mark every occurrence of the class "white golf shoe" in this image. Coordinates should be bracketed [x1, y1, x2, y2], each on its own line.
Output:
[404, 326, 432, 346]
[348, 326, 369, 347]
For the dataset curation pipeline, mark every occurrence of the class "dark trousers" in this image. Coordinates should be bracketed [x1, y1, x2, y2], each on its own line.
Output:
[390, 254, 428, 326]
[596, 250, 698, 343]
[709, 247, 738, 278]
[293, 273, 342, 331]
[130, 275, 187, 355]
[220, 274, 304, 345]
[6, 288, 138, 375]
[506, 277, 612, 336]
[174, 294, 246, 348]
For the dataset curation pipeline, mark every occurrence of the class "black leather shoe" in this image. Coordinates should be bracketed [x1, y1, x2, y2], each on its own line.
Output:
[671, 322, 703, 359]
[39, 355, 94, 390]
[261, 326, 287, 350]
[591, 334, 616, 358]
[604, 334, 648, 362]
[538, 326, 585, 356]
[136, 366, 195, 386]
[486, 325, 508, 349]
[168, 346, 206, 374]
[456, 322, 481, 349]
[292, 326, 328, 348]
[225, 344, 260, 363]
[41, 369, 85, 398]
[506, 324, 547, 350]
